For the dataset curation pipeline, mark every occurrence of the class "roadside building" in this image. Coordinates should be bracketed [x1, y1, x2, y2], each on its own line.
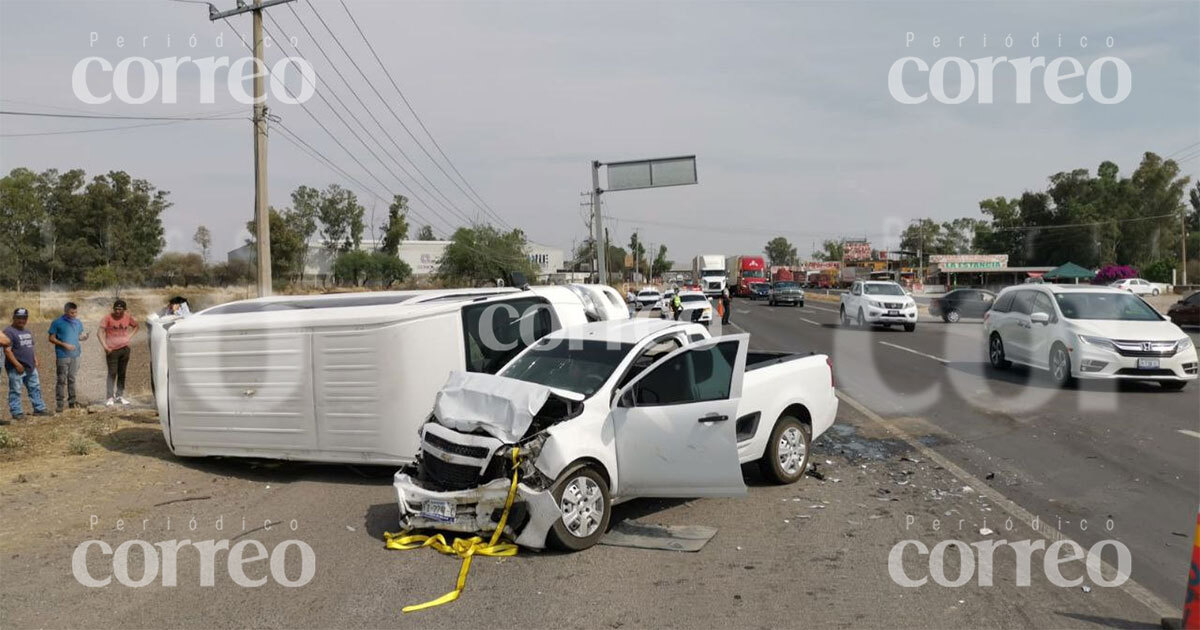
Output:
[927, 255, 1054, 292]
[227, 239, 566, 284]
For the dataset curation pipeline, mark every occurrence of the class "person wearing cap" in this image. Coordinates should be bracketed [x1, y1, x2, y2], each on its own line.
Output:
[48, 302, 88, 412]
[98, 299, 138, 406]
[4, 308, 51, 420]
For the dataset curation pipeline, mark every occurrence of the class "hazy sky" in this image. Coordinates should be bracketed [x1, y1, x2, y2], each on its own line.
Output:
[2, 0, 1198, 265]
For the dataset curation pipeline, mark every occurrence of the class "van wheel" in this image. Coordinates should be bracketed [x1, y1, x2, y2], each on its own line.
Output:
[840, 306, 850, 326]
[857, 309, 866, 327]
[945, 309, 960, 323]
[1152, 288, 1160, 296]
[759, 416, 812, 485]
[547, 466, 611, 552]
[988, 334, 1011, 369]
[1049, 343, 1074, 387]
[903, 323, 916, 332]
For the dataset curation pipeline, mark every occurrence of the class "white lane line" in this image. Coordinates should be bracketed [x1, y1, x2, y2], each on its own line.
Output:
[807, 305, 840, 314]
[878, 341, 949, 364]
[800, 317, 823, 327]
[835, 390, 1176, 618]
[1178, 429, 1200, 439]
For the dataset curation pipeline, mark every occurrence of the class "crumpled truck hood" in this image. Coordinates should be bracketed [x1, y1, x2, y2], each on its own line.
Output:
[433, 371, 583, 443]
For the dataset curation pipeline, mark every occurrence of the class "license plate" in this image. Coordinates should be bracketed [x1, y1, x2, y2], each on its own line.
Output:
[1137, 358, 1160, 370]
[420, 499, 456, 522]
[887, 310, 900, 317]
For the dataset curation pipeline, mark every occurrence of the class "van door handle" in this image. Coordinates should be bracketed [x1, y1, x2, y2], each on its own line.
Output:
[698, 414, 729, 423]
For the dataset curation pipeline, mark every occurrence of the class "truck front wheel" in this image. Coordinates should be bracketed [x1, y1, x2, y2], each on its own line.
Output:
[547, 465, 611, 551]
[759, 416, 812, 485]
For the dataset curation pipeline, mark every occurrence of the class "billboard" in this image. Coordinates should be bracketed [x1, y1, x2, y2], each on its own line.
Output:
[929, 254, 1008, 271]
[843, 240, 872, 261]
[606, 155, 698, 191]
[805, 261, 842, 271]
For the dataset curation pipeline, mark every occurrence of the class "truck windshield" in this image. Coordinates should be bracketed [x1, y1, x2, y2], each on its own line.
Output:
[742, 270, 765, 278]
[501, 339, 634, 397]
[864, 284, 905, 296]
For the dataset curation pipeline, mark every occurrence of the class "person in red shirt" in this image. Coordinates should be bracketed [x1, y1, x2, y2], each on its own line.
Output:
[98, 299, 139, 406]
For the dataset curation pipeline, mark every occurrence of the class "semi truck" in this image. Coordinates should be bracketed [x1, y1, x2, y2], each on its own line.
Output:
[692, 255, 728, 296]
[726, 255, 767, 297]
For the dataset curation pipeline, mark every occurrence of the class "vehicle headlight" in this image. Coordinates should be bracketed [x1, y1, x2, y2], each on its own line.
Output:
[1078, 335, 1117, 351]
[1177, 337, 1194, 352]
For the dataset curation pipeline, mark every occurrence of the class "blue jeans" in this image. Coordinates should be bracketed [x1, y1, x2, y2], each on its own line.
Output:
[7, 368, 47, 416]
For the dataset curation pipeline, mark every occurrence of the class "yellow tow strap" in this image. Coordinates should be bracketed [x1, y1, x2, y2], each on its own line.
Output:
[383, 446, 522, 613]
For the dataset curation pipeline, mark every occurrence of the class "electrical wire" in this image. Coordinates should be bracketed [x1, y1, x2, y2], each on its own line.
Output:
[270, 6, 478, 227]
[333, 0, 511, 229]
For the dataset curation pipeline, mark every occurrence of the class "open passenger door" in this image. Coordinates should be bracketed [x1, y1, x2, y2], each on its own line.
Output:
[610, 334, 749, 497]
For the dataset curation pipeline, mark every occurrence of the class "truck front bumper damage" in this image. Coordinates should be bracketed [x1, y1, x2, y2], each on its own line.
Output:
[393, 472, 561, 549]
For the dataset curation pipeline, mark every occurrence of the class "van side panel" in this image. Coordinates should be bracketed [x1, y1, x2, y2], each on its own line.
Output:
[167, 329, 319, 452]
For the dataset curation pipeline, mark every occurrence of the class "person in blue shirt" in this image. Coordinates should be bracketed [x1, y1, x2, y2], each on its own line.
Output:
[47, 302, 88, 412]
[4, 308, 50, 420]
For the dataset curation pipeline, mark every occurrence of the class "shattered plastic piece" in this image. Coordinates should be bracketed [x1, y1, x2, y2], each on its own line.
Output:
[599, 520, 718, 552]
[346, 525, 356, 532]
[962, 486, 974, 493]
[1081, 585, 1091, 593]
[807, 504, 826, 509]
[979, 527, 994, 535]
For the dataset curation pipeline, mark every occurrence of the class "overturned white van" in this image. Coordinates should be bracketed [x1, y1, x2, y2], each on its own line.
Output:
[149, 286, 615, 465]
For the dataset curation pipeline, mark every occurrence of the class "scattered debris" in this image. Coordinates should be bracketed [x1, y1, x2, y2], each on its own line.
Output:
[962, 486, 974, 493]
[152, 495, 212, 507]
[979, 527, 994, 536]
[808, 505, 826, 509]
[598, 520, 718, 552]
[346, 525, 356, 532]
[807, 469, 826, 481]
[985, 472, 996, 480]
[1081, 585, 1092, 593]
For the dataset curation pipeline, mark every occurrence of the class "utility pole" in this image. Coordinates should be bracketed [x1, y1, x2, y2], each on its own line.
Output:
[591, 161, 606, 285]
[1183, 207, 1189, 286]
[207, 0, 296, 297]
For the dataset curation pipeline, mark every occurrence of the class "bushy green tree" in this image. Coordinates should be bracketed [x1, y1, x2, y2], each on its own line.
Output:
[379, 195, 409, 256]
[764, 237, 798, 266]
[437, 225, 538, 285]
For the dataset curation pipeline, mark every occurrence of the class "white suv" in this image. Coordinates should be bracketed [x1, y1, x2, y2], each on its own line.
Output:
[983, 285, 1197, 389]
[840, 281, 918, 331]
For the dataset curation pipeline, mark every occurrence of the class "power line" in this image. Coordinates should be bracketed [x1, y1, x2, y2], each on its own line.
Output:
[0, 110, 243, 120]
[332, 0, 511, 229]
[269, 6, 478, 228]
[274, 120, 447, 239]
[255, 18, 465, 233]
[1, 117, 245, 138]
[219, 14, 459, 235]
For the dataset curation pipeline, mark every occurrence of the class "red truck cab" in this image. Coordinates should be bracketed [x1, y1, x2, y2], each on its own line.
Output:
[728, 255, 767, 296]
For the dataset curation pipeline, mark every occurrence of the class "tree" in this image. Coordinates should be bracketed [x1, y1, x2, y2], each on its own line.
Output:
[369, 251, 411, 287]
[764, 237, 798, 267]
[193, 225, 212, 262]
[246, 207, 307, 284]
[651, 245, 672, 277]
[0, 168, 49, 291]
[628, 233, 646, 279]
[416, 224, 436, 241]
[331, 250, 374, 286]
[211, 259, 254, 285]
[150, 252, 209, 287]
[812, 239, 844, 262]
[316, 184, 365, 255]
[85, 170, 169, 285]
[379, 195, 409, 256]
[437, 225, 538, 285]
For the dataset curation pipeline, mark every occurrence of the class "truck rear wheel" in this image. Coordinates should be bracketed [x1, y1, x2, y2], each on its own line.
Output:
[759, 416, 811, 485]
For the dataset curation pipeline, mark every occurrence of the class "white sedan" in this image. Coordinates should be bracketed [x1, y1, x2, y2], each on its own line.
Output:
[1111, 278, 1163, 296]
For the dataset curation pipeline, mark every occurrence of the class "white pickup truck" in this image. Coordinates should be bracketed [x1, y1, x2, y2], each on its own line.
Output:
[394, 318, 838, 551]
[839, 280, 918, 331]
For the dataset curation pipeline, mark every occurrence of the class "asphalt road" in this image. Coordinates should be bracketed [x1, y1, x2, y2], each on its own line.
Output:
[728, 296, 1200, 605]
